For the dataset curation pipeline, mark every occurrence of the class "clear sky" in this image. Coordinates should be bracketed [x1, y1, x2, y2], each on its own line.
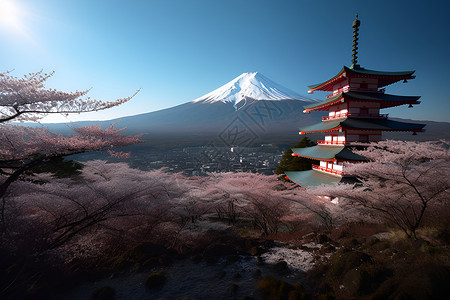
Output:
[1, 0, 449, 123]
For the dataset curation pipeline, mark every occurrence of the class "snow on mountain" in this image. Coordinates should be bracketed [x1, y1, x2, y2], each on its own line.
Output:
[191, 72, 317, 108]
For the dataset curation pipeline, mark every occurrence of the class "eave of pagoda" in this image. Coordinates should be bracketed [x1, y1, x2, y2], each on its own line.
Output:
[307, 67, 347, 94]
[303, 94, 344, 113]
[307, 66, 416, 94]
[285, 170, 360, 187]
[292, 153, 336, 162]
[344, 91, 421, 109]
[285, 170, 342, 187]
[300, 125, 424, 135]
[303, 91, 421, 113]
[291, 145, 367, 162]
[298, 117, 425, 134]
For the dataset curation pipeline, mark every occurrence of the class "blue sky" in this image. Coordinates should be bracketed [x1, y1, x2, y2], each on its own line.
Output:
[1, 0, 449, 123]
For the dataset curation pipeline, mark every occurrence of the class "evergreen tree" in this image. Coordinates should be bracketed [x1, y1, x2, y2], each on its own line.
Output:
[28, 157, 82, 179]
[275, 137, 317, 174]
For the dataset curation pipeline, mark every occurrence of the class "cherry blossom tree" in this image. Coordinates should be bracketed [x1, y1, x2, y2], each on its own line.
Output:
[0, 70, 137, 123]
[0, 70, 140, 164]
[0, 161, 196, 297]
[311, 140, 450, 239]
[2, 161, 189, 254]
[292, 194, 346, 231]
[197, 172, 294, 235]
[0, 70, 141, 232]
[247, 195, 291, 236]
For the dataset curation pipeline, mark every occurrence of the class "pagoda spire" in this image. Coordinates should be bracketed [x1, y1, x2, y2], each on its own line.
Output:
[352, 13, 361, 69]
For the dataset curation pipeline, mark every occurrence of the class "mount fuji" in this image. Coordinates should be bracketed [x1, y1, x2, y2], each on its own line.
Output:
[192, 72, 313, 108]
[109, 72, 322, 147]
[46, 72, 324, 148]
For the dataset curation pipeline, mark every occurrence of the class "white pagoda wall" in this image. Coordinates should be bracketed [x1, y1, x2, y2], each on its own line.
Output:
[319, 161, 343, 171]
[328, 103, 348, 118]
[324, 135, 346, 143]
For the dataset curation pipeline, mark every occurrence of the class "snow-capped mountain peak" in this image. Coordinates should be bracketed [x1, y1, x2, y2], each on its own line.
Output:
[191, 72, 316, 108]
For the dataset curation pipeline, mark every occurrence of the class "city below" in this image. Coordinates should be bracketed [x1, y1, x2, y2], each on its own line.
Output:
[72, 144, 285, 176]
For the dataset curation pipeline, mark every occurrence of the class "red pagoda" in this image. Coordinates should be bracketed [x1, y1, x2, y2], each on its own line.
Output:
[285, 14, 425, 187]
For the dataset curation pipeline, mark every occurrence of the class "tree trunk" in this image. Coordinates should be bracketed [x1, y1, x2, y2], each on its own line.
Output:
[0, 159, 44, 234]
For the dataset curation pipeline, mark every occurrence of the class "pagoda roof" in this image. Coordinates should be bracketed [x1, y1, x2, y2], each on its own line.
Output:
[285, 170, 341, 187]
[303, 91, 421, 112]
[299, 117, 425, 134]
[285, 170, 359, 187]
[292, 145, 366, 161]
[308, 66, 415, 93]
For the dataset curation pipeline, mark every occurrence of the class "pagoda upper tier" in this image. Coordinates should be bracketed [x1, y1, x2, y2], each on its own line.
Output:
[307, 65, 415, 94]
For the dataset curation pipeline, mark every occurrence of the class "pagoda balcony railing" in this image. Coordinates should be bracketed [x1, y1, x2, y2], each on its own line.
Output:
[317, 140, 347, 146]
[326, 87, 385, 99]
[326, 86, 349, 99]
[322, 113, 388, 121]
[322, 114, 348, 121]
[312, 164, 343, 176]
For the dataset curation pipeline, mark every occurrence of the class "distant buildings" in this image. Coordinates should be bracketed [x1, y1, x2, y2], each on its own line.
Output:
[123, 146, 283, 176]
